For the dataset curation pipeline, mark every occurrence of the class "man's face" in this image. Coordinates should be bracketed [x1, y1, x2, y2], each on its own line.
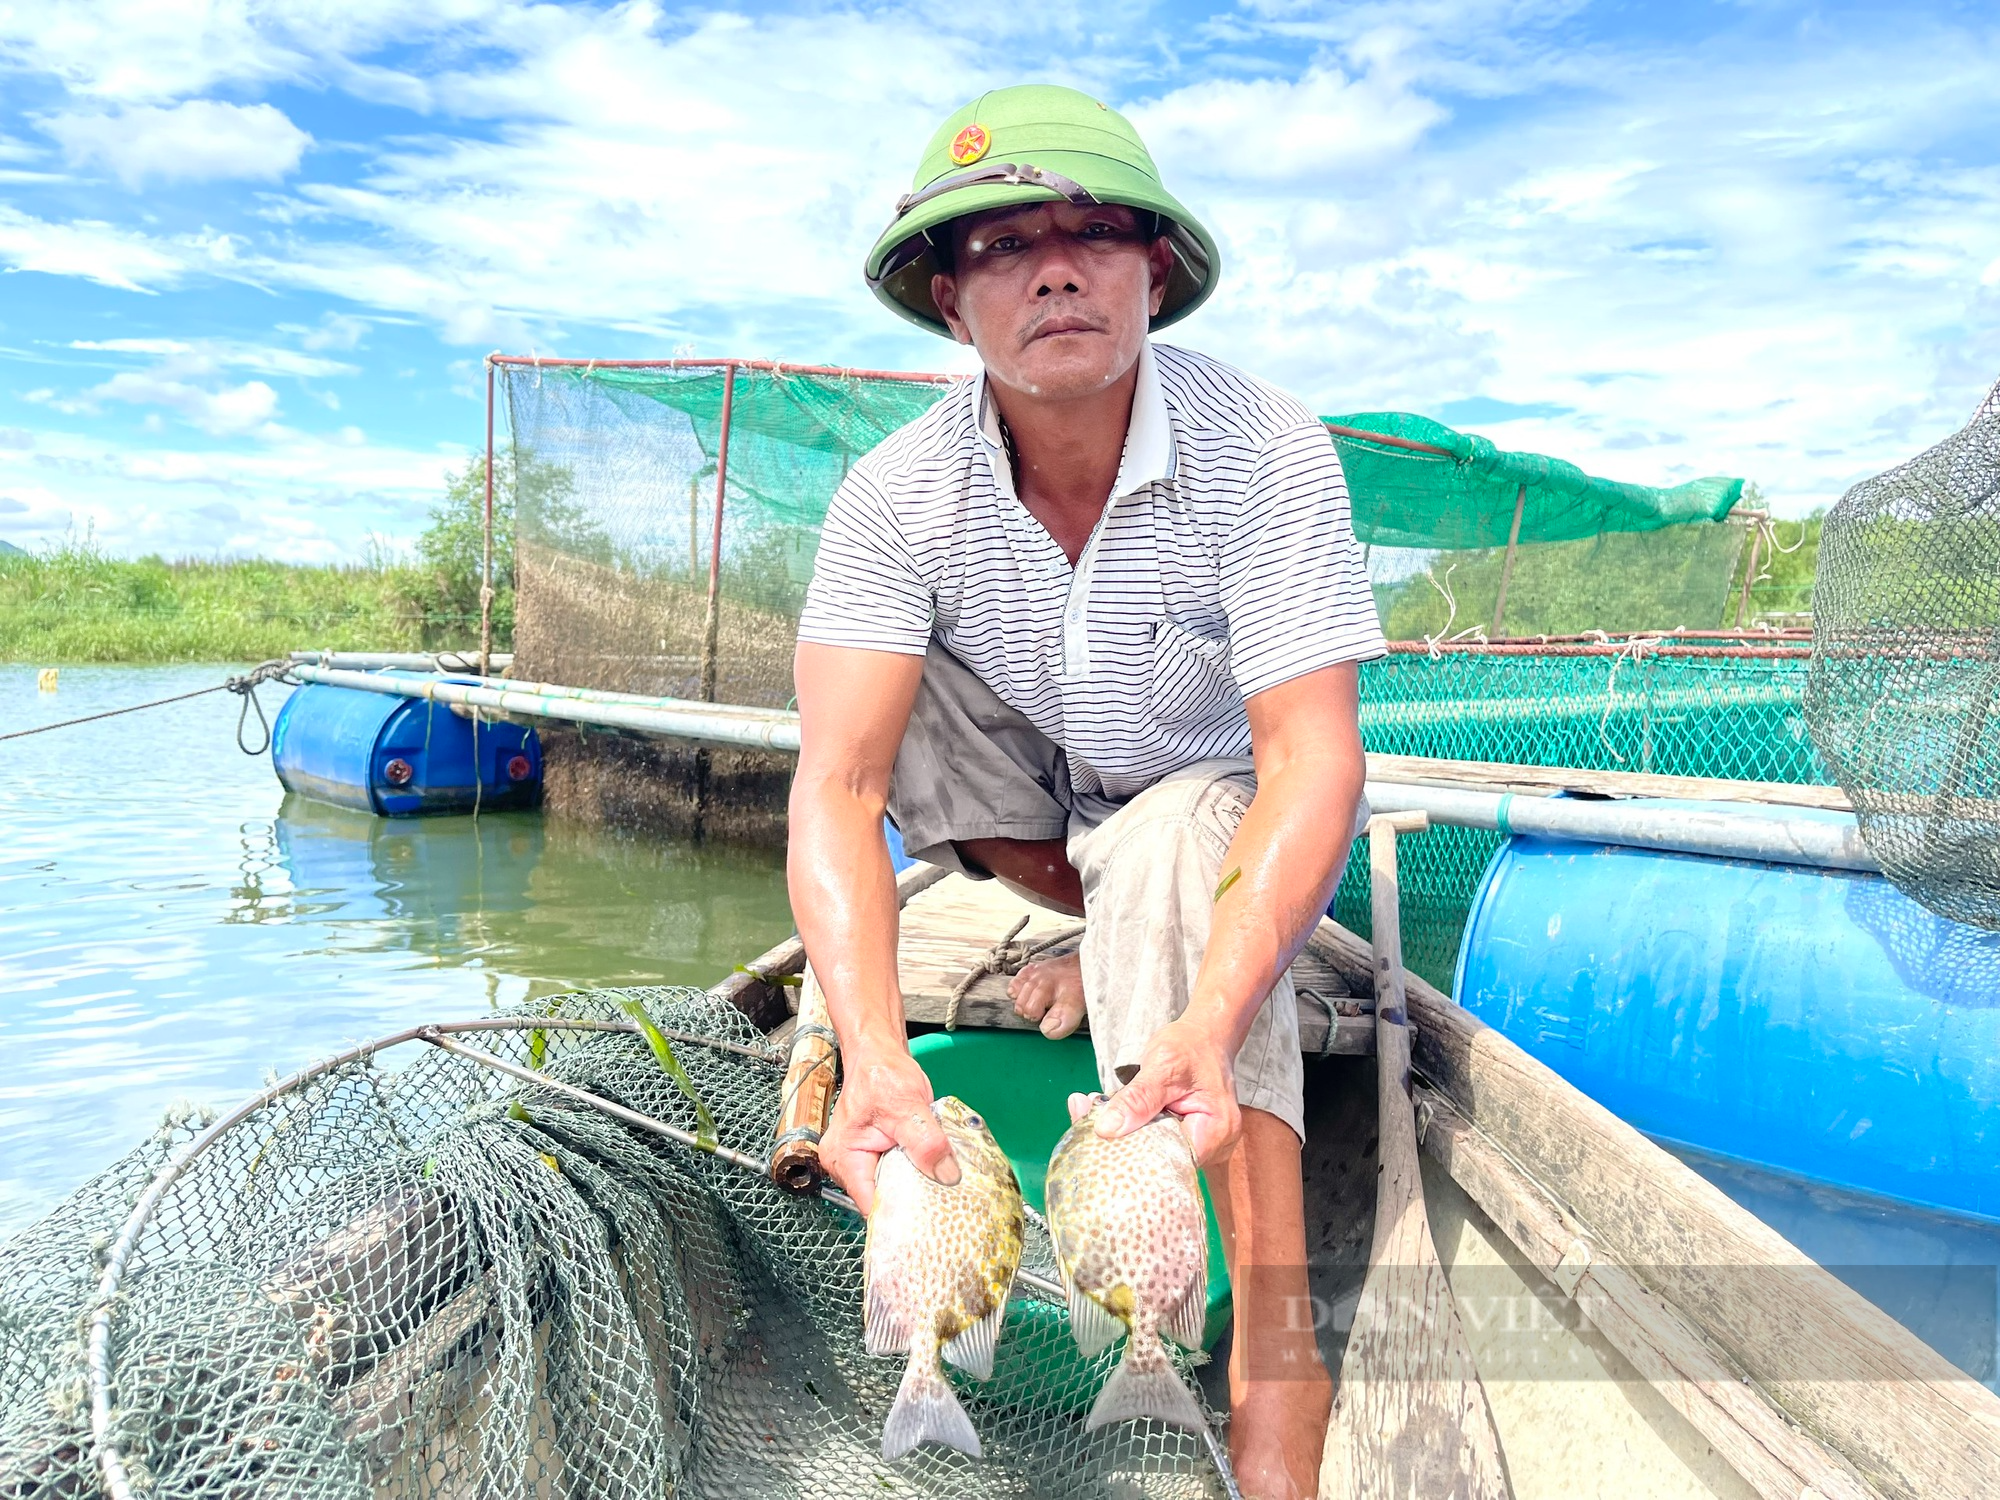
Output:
[931, 201, 1177, 404]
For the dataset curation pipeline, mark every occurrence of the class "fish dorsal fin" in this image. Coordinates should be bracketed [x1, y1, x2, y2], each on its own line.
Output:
[943, 1294, 1007, 1381]
[1067, 1280, 1126, 1359]
[1164, 1280, 1206, 1351]
[865, 1278, 912, 1357]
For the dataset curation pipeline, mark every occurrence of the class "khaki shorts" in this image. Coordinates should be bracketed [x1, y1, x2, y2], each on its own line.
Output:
[888, 640, 1314, 1141]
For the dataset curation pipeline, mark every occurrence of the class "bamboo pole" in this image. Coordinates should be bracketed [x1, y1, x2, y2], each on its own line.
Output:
[1323, 810, 1508, 1499]
[1490, 482, 1527, 638]
[771, 860, 949, 1194]
[771, 964, 838, 1192]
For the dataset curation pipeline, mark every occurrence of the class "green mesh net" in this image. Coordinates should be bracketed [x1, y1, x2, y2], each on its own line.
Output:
[1343, 646, 1828, 985]
[1325, 412, 1743, 551]
[502, 363, 952, 705]
[1326, 411, 1752, 642]
[2, 990, 1227, 1500]
[1806, 379, 2000, 930]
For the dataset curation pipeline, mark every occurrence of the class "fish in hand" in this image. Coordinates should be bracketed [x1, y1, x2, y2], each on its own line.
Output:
[1045, 1091, 1209, 1433]
[863, 1095, 1025, 1460]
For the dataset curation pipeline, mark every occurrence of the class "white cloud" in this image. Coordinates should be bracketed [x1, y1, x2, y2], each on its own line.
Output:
[41, 100, 310, 186]
[0, 421, 464, 561]
[1131, 64, 1447, 183]
[292, 313, 372, 351]
[0, 0, 467, 104]
[2, 0, 1999, 546]
[0, 205, 193, 291]
[86, 371, 280, 436]
[68, 338, 358, 379]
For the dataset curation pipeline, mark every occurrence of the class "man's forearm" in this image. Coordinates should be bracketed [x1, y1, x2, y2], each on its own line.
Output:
[1180, 749, 1363, 1055]
[786, 774, 908, 1058]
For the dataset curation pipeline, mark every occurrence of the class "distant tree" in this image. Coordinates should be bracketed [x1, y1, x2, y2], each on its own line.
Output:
[404, 450, 600, 648]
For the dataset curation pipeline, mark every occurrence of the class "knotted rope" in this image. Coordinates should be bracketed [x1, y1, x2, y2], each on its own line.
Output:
[944, 916, 1087, 1030]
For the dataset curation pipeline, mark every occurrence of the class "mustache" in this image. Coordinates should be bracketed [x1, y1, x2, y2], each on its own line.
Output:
[1018, 305, 1111, 345]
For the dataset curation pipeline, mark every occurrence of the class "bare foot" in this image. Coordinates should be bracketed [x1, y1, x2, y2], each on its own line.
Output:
[1229, 1371, 1333, 1500]
[1007, 951, 1087, 1039]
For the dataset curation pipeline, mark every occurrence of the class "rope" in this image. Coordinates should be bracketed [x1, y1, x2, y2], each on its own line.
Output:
[1, 659, 292, 746]
[1595, 634, 1666, 763]
[944, 917, 1087, 1031]
[1421, 563, 1459, 659]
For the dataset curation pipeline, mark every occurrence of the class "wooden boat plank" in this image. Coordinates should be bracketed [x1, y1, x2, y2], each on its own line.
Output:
[1323, 819, 1508, 1499]
[895, 873, 1371, 1052]
[1418, 1087, 1880, 1500]
[1365, 752, 1853, 812]
[1291, 914, 2000, 1500]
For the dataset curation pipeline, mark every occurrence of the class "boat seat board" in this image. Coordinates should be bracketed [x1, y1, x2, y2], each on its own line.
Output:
[895, 873, 1371, 1053]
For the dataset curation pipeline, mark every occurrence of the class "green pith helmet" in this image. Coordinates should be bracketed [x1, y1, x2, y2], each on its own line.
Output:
[865, 84, 1221, 337]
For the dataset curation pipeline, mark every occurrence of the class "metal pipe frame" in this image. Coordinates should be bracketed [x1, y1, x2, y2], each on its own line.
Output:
[1383, 640, 1811, 660]
[699, 364, 736, 706]
[285, 663, 802, 751]
[283, 666, 1873, 871]
[487, 354, 958, 384]
[482, 357, 497, 677]
[1364, 779, 1880, 873]
[289, 651, 515, 672]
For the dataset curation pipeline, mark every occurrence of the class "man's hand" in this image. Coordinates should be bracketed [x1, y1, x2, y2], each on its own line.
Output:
[1093, 1015, 1242, 1166]
[820, 1046, 962, 1216]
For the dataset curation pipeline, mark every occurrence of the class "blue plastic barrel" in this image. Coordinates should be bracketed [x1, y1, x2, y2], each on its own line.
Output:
[1454, 801, 2000, 1224]
[271, 675, 542, 816]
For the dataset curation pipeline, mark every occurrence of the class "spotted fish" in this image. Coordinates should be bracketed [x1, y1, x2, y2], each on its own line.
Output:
[1044, 1091, 1209, 1432]
[864, 1095, 1025, 1460]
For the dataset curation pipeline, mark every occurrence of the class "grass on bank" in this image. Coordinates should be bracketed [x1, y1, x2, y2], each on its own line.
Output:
[0, 458, 516, 664]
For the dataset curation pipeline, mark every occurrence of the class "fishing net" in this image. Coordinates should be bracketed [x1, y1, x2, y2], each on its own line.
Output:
[1328, 410, 1751, 640]
[1344, 644, 1828, 985]
[0, 989, 1225, 1500]
[1326, 411, 1743, 551]
[501, 364, 953, 706]
[1806, 378, 2000, 929]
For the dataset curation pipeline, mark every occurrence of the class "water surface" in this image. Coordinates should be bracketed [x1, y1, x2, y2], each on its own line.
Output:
[0, 663, 794, 1233]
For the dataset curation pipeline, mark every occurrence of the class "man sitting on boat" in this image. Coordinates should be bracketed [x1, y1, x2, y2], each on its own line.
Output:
[788, 84, 1382, 1497]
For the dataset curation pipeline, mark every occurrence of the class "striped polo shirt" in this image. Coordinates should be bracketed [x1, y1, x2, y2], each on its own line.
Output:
[796, 340, 1384, 801]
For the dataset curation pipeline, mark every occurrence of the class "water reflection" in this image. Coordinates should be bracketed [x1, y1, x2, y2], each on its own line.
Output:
[271, 794, 793, 993]
[0, 664, 793, 1234]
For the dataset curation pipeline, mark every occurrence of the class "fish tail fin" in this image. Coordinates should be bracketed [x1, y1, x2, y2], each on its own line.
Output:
[1085, 1332, 1205, 1433]
[882, 1348, 981, 1461]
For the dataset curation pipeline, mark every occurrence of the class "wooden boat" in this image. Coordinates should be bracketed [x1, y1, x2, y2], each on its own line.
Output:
[719, 857, 2000, 1500]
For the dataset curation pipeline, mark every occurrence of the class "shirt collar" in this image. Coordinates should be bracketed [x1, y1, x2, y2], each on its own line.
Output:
[974, 339, 1178, 504]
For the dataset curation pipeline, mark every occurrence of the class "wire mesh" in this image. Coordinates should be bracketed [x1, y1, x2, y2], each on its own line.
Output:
[1806, 378, 2000, 930]
[2, 991, 1225, 1500]
[1344, 646, 1830, 985]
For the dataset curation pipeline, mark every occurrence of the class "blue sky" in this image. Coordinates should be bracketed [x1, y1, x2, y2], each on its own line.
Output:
[1, 0, 1996, 561]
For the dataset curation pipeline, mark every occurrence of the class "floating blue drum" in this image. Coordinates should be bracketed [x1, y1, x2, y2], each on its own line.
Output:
[272, 674, 542, 816]
[1454, 801, 2000, 1223]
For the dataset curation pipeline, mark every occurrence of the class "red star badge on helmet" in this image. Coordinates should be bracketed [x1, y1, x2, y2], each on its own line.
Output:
[949, 123, 991, 166]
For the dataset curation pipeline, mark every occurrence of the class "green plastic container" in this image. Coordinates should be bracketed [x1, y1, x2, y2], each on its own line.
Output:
[908, 1028, 1232, 1348]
